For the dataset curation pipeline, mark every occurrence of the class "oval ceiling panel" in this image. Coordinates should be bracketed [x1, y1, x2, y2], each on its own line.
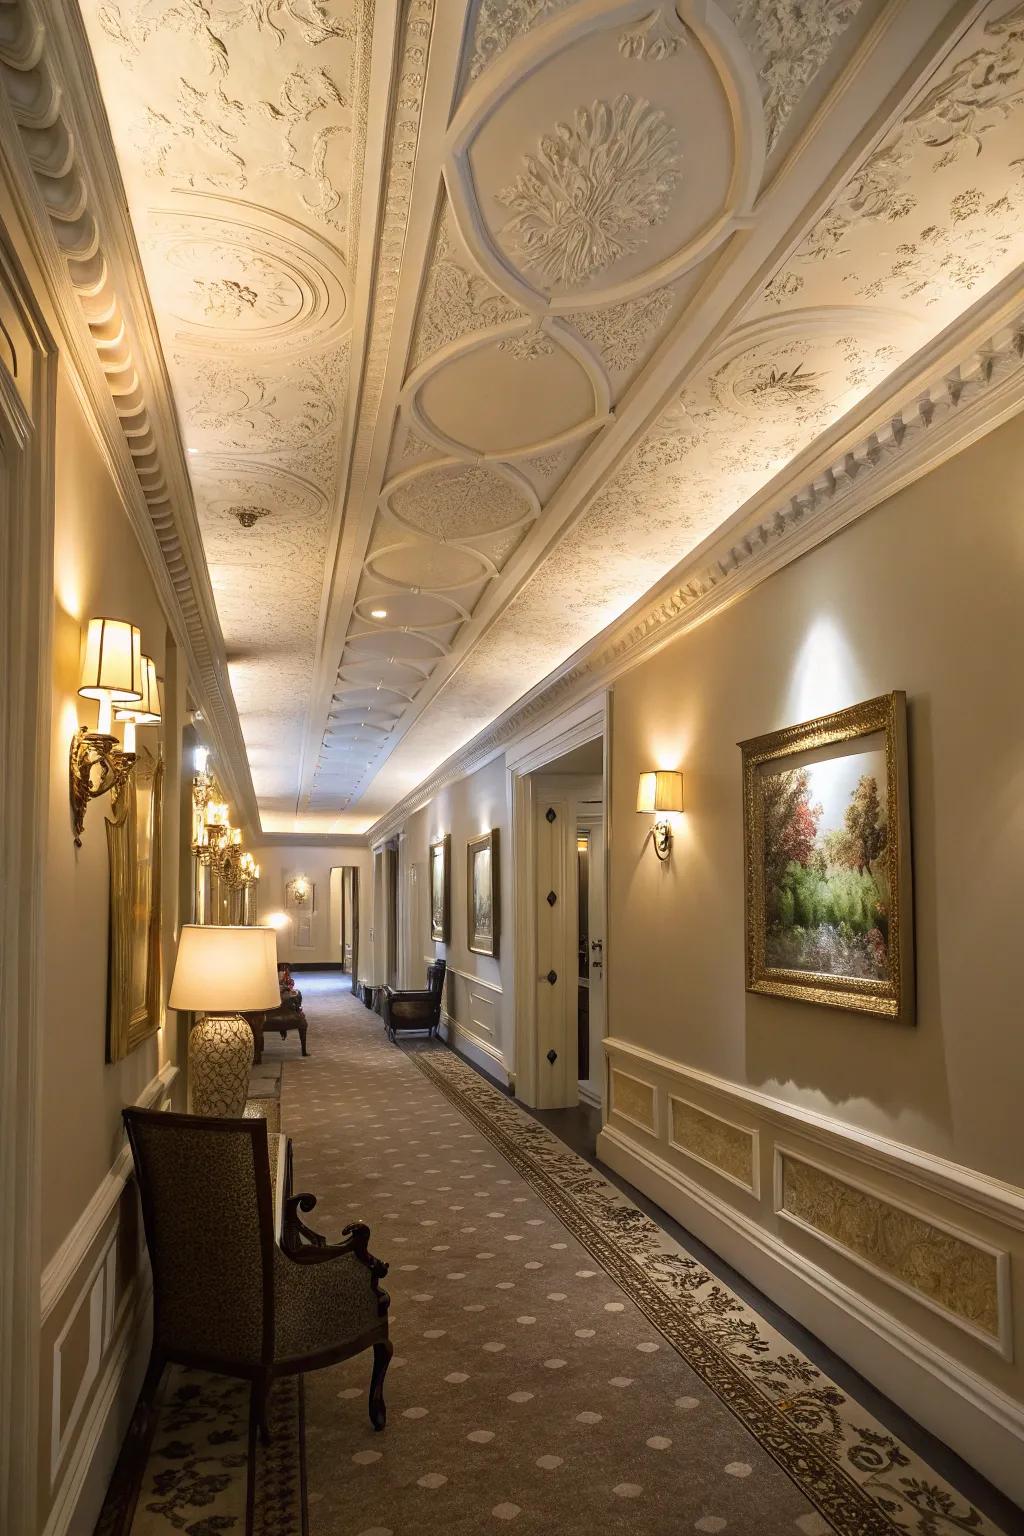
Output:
[354, 590, 466, 628]
[346, 630, 446, 662]
[368, 541, 488, 589]
[386, 462, 535, 540]
[416, 333, 598, 456]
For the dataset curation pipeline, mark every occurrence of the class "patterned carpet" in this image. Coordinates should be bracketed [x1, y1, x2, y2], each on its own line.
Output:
[285, 976, 1009, 1536]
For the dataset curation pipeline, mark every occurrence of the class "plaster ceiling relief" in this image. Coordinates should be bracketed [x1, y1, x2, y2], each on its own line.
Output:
[448, 1, 763, 309]
[382, 461, 538, 540]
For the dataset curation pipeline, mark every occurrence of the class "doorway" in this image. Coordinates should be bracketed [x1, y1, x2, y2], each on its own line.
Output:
[330, 865, 360, 981]
[510, 707, 608, 1111]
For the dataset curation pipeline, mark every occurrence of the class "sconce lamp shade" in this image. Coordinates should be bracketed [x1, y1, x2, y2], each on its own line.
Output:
[78, 618, 143, 703]
[636, 770, 684, 814]
[115, 655, 161, 723]
[169, 924, 280, 1013]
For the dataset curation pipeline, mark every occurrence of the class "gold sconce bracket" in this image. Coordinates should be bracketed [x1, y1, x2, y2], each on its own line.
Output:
[652, 820, 673, 861]
[69, 727, 136, 847]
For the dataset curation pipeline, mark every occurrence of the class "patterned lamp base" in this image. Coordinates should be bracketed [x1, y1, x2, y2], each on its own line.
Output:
[189, 1013, 254, 1117]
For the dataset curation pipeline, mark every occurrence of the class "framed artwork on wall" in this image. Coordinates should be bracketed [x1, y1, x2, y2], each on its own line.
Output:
[106, 748, 163, 1060]
[429, 834, 450, 943]
[467, 829, 500, 958]
[740, 692, 913, 1022]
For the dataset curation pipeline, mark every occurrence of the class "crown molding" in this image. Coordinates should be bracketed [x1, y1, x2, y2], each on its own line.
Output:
[367, 280, 1024, 844]
[0, 0, 259, 831]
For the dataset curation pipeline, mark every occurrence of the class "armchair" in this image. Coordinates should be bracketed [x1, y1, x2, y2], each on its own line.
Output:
[382, 959, 446, 1041]
[123, 1108, 392, 1440]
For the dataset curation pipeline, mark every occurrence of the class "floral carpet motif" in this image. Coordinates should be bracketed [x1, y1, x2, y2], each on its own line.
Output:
[409, 1045, 1005, 1536]
[94, 1365, 305, 1535]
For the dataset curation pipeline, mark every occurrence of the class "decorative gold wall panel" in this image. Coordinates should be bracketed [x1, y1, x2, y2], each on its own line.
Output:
[670, 1097, 756, 1193]
[779, 1154, 1001, 1342]
[611, 1070, 655, 1132]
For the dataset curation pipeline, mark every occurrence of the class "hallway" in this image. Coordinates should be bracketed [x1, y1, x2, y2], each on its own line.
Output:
[282, 978, 1011, 1536]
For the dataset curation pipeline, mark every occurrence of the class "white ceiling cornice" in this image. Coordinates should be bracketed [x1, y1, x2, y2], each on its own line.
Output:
[0, 0, 260, 828]
[366, 280, 1024, 845]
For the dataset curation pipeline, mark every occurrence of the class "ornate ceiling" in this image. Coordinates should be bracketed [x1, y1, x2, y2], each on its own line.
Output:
[76, 0, 1024, 833]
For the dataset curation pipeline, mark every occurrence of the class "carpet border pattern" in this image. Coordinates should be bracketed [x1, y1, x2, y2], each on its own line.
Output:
[410, 1046, 1001, 1536]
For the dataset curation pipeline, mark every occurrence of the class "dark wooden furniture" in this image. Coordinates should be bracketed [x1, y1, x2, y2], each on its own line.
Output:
[381, 959, 446, 1040]
[123, 1107, 392, 1440]
[246, 971, 309, 1065]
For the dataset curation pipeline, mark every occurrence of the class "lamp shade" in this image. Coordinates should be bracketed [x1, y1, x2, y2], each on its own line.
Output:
[79, 618, 143, 703]
[169, 925, 280, 1013]
[115, 655, 161, 723]
[636, 770, 684, 814]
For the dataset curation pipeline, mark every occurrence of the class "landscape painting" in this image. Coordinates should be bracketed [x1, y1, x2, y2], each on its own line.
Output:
[467, 829, 499, 957]
[741, 693, 913, 1021]
[429, 834, 450, 943]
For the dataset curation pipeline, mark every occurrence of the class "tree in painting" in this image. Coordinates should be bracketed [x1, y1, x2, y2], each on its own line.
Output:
[763, 752, 889, 980]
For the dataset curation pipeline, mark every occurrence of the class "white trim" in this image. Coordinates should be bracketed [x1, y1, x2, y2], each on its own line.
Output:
[597, 1121, 1024, 1507]
[577, 1083, 601, 1111]
[667, 1093, 761, 1199]
[603, 1037, 1024, 1233]
[50, 1246, 107, 1482]
[426, 958, 503, 996]
[773, 1145, 1013, 1362]
[439, 1014, 509, 1084]
[40, 1276, 152, 1536]
[40, 1063, 178, 1324]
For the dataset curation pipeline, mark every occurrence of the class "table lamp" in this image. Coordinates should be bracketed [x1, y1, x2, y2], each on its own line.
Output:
[169, 925, 280, 1116]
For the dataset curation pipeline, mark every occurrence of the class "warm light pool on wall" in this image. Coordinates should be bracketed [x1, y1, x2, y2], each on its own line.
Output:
[69, 617, 148, 846]
[636, 770, 684, 861]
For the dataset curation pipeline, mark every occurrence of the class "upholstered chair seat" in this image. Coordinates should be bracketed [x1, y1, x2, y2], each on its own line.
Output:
[382, 959, 447, 1040]
[123, 1107, 392, 1438]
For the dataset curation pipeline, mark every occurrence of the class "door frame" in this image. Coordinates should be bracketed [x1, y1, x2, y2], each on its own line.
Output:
[508, 693, 609, 1108]
[576, 807, 606, 1110]
[0, 226, 57, 1536]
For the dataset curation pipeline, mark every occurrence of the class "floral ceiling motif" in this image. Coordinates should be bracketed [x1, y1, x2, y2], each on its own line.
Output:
[495, 94, 682, 288]
[72, 0, 1024, 830]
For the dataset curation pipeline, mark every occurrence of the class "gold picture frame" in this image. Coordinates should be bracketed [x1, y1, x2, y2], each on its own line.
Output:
[106, 748, 163, 1060]
[740, 692, 913, 1021]
[429, 834, 450, 943]
[467, 829, 500, 958]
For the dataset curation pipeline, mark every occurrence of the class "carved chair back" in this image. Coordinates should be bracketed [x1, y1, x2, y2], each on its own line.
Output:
[123, 1108, 275, 1369]
[427, 959, 446, 1000]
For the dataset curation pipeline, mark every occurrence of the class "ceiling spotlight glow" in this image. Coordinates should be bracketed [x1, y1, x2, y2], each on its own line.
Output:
[370, 608, 388, 619]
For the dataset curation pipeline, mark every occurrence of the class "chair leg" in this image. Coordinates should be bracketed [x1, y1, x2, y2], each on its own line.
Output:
[369, 1338, 393, 1431]
[253, 1371, 273, 1445]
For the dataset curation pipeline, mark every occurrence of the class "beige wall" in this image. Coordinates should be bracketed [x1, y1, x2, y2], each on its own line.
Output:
[252, 843, 373, 967]
[399, 754, 512, 1073]
[2, 172, 187, 1533]
[607, 411, 1023, 1187]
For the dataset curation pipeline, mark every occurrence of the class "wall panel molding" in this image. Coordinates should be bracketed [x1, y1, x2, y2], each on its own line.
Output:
[669, 1094, 760, 1197]
[775, 1146, 1011, 1359]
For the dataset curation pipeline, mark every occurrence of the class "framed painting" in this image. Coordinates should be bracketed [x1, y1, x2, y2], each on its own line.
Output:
[106, 748, 163, 1060]
[429, 834, 450, 943]
[740, 692, 913, 1021]
[467, 829, 500, 958]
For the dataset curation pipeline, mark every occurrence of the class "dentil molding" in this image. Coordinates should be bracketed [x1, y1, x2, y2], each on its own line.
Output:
[367, 287, 1024, 844]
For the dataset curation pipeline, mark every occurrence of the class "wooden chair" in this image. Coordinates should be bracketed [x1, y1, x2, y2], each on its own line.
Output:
[381, 959, 446, 1040]
[123, 1107, 392, 1440]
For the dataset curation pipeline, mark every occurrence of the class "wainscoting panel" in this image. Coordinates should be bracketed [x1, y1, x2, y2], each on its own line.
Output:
[669, 1095, 759, 1196]
[39, 1063, 177, 1536]
[610, 1069, 656, 1135]
[776, 1148, 1010, 1357]
[433, 961, 508, 1083]
[598, 1036, 1024, 1505]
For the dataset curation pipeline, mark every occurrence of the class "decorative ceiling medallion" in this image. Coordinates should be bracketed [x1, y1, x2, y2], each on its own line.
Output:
[447, 0, 764, 309]
[381, 460, 539, 541]
[404, 321, 610, 458]
[144, 202, 350, 356]
[495, 93, 682, 288]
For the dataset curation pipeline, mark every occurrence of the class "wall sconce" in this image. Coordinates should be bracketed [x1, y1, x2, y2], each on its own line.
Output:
[291, 875, 310, 905]
[114, 654, 161, 754]
[636, 770, 684, 861]
[70, 617, 143, 846]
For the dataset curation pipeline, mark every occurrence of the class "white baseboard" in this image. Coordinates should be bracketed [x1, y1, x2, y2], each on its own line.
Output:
[438, 1014, 509, 1086]
[578, 1083, 602, 1111]
[598, 1122, 1024, 1507]
[42, 1279, 151, 1536]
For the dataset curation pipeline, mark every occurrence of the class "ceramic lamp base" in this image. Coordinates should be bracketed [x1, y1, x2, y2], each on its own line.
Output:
[188, 1013, 254, 1117]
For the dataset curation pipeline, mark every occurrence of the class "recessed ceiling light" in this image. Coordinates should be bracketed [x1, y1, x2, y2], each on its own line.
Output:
[186, 447, 198, 455]
[370, 608, 388, 619]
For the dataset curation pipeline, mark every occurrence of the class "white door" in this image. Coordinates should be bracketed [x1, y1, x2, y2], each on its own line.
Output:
[533, 793, 576, 1107]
